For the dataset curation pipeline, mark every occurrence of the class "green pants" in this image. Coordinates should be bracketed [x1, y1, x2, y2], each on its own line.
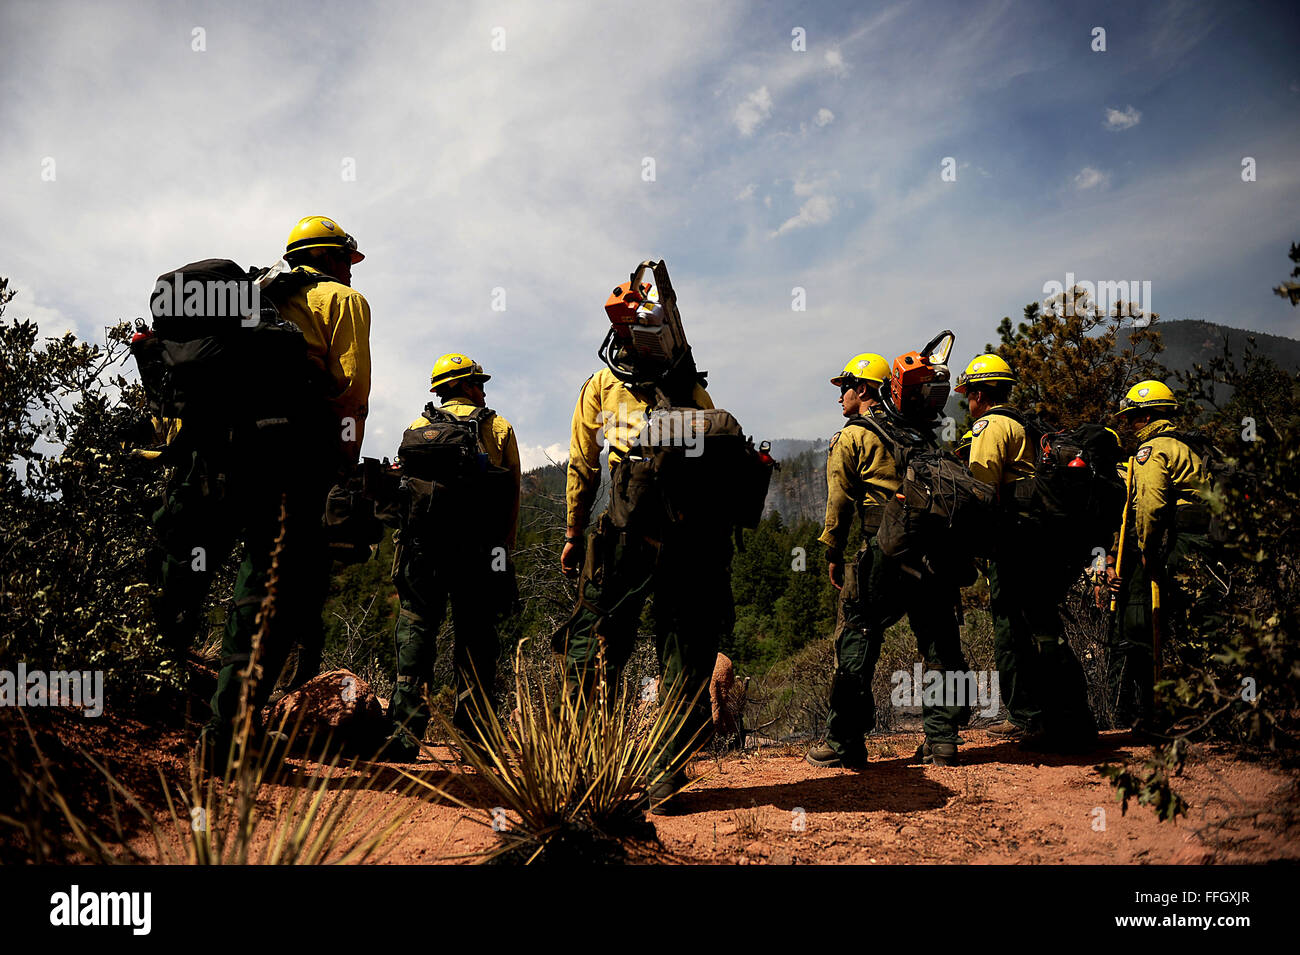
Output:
[387, 539, 501, 743]
[151, 448, 238, 662]
[987, 557, 1040, 730]
[1107, 530, 1214, 728]
[825, 538, 970, 759]
[558, 513, 735, 776]
[151, 443, 325, 696]
[989, 534, 1096, 742]
[204, 462, 333, 743]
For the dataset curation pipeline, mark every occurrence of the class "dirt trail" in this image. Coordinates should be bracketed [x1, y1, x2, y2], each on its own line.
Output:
[40, 713, 1300, 864]
[372, 730, 1299, 864]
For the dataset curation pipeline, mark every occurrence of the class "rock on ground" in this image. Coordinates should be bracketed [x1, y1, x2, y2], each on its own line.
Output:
[265, 668, 388, 754]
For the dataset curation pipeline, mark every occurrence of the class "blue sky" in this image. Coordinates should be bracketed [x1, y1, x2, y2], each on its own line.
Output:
[2, 0, 1297, 468]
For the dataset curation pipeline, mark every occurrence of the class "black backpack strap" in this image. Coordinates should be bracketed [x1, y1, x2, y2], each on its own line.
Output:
[981, 405, 1049, 455]
[432, 403, 497, 456]
[981, 406, 1026, 427]
[258, 265, 329, 308]
[652, 384, 705, 412]
[467, 406, 497, 451]
[1158, 429, 1218, 465]
[844, 413, 911, 466]
[1160, 429, 1205, 450]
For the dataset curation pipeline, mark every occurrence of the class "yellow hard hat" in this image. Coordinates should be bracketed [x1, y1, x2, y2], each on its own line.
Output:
[954, 354, 1016, 394]
[1117, 380, 1177, 416]
[429, 353, 490, 392]
[830, 353, 889, 388]
[285, 215, 364, 263]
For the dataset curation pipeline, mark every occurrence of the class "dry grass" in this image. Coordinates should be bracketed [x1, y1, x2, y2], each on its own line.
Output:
[0, 501, 439, 865]
[730, 802, 764, 840]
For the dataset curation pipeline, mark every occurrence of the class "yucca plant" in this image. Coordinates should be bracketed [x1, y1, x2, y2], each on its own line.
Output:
[406, 639, 709, 864]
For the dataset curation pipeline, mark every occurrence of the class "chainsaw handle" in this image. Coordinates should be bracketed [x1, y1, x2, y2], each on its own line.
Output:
[921, 329, 955, 365]
[628, 259, 674, 306]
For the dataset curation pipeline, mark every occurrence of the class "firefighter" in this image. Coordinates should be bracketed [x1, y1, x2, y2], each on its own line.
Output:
[956, 429, 974, 464]
[957, 355, 1037, 739]
[957, 354, 1097, 752]
[379, 354, 521, 762]
[138, 413, 225, 679]
[1109, 380, 1215, 734]
[806, 353, 970, 769]
[198, 215, 372, 769]
[557, 261, 742, 815]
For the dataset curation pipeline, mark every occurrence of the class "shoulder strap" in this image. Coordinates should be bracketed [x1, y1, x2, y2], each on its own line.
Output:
[1159, 429, 1216, 461]
[982, 406, 1026, 426]
[260, 266, 327, 307]
[844, 413, 919, 465]
[843, 414, 888, 444]
[651, 385, 704, 412]
[435, 403, 495, 455]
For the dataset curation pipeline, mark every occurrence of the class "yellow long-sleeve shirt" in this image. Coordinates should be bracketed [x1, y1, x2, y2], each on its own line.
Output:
[818, 410, 902, 558]
[275, 265, 372, 464]
[408, 397, 522, 549]
[968, 405, 1036, 489]
[1130, 419, 1209, 554]
[565, 367, 712, 530]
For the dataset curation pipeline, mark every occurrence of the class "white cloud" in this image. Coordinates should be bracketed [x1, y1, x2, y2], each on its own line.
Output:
[518, 442, 568, 473]
[733, 85, 773, 136]
[5, 279, 73, 336]
[2, 0, 1296, 455]
[771, 194, 836, 237]
[792, 171, 839, 197]
[1104, 105, 1142, 131]
[1074, 166, 1110, 190]
[735, 182, 757, 200]
[814, 107, 835, 127]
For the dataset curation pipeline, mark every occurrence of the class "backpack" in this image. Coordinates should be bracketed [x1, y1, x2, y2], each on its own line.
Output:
[607, 406, 774, 537]
[397, 404, 514, 546]
[981, 409, 1126, 563]
[1021, 424, 1127, 556]
[866, 412, 999, 579]
[131, 259, 325, 446]
[322, 457, 396, 564]
[980, 406, 1049, 458]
